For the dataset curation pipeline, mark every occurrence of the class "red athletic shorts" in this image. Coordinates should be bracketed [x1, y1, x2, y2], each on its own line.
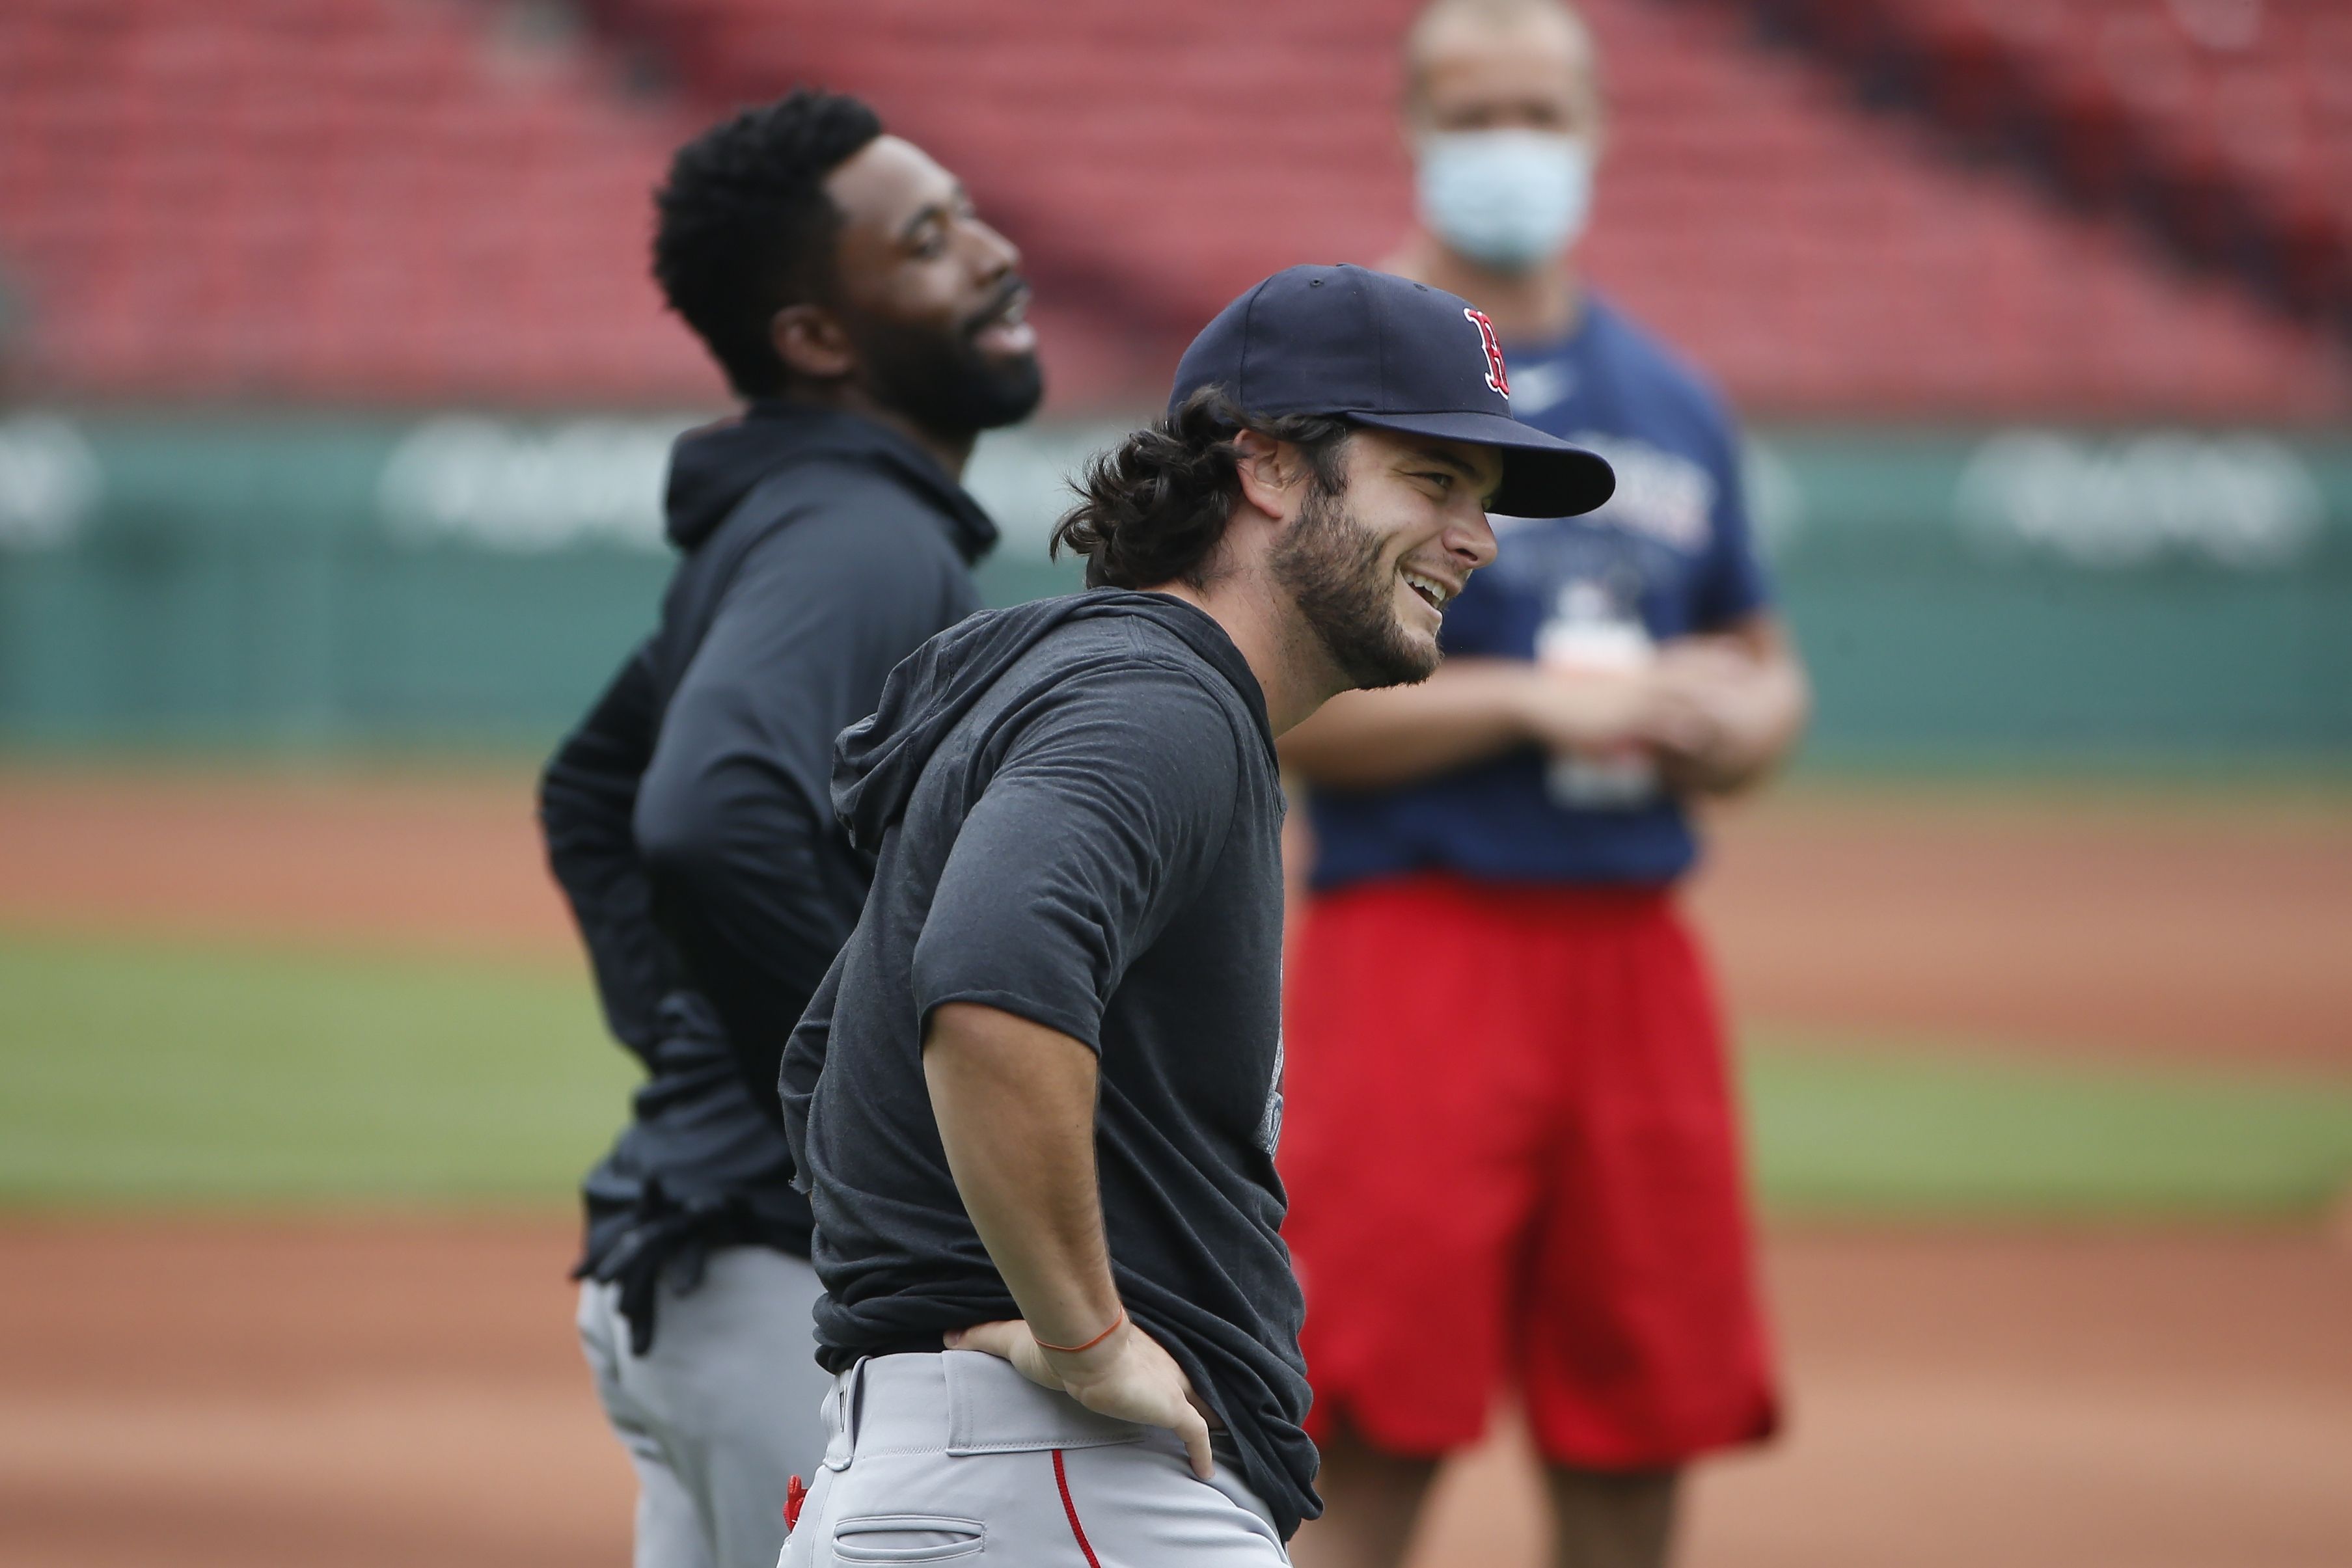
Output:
[1279, 872, 1779, 1470]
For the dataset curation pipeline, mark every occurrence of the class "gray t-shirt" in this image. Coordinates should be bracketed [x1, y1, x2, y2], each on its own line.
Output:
[780, 591, 1313, 1538]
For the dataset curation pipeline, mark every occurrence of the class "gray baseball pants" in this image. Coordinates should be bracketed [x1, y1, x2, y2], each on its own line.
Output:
[578, 1246, 836, 1568]
[780, 1349, 1291, 1567]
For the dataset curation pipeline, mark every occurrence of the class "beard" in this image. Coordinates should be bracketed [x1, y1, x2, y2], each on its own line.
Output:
[1270, 485, 1440, 691]
[848, 299, 1045, 439]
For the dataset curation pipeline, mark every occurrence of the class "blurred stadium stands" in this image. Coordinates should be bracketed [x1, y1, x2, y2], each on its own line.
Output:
[1, 0, 2346, 416]
[1748, 1, 2352, 336]
[0, 0, 713, 403]
[1, 0, 2347, 755]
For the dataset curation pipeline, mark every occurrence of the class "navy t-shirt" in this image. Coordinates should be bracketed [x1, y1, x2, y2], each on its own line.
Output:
[1310, 293, 1772, 890]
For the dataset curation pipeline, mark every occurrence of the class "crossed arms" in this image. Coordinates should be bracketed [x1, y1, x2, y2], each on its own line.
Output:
[1279, 613, 1809, 797]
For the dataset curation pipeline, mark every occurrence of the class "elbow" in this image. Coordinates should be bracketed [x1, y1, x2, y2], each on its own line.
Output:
[538, 767, 618, 885]
[632, 772, 730, 895]
[634, 753, 825, 904]
[534, 747, 577, 837]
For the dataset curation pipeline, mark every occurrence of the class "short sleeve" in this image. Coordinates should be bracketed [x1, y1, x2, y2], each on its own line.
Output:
[909, 659, 1242, 1052]
[1690, 405, 1773, 632]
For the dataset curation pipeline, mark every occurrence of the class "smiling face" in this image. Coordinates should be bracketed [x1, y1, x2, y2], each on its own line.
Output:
[1269, 426, 1503, 689]
[821, 135, 1043, 436]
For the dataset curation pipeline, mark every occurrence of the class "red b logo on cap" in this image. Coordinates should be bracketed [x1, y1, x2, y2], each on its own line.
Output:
[1465, 308, 1509, 399]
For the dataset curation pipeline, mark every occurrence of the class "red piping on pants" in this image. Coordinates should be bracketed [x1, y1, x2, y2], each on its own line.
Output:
[1052, 1449, 1103, 1568]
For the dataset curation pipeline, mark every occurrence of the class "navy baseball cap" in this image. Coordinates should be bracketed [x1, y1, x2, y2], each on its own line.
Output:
[1169, 264, 1615, 519]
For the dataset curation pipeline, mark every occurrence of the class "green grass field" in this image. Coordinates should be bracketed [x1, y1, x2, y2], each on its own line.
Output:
[3, 931, 2347, 1219]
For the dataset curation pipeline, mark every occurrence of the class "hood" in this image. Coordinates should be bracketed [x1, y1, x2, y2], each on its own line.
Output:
[663, 401, 999, 562]
[833, 590, 1270, 850]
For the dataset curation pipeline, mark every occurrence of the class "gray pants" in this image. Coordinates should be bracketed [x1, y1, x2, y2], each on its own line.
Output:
[578, 1247, 836, 1568]
[782, 1350, 1290, 1567]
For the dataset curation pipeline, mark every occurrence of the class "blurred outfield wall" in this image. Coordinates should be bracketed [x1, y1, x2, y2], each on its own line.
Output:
[0, 411, 2346, 763]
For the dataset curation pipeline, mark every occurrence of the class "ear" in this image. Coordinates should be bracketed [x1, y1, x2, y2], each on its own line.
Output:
[771, 303, 857, 383]
[1231, 429, 1307, 524]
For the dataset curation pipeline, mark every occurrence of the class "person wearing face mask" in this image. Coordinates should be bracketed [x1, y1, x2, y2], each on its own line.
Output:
[1276, 5, 1809, 1567]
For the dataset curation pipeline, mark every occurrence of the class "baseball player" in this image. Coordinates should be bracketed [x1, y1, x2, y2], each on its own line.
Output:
[537, 90, 1039, 1568]
[1278, 5, 1810, 1567]
[774, 265, 1613, 1563]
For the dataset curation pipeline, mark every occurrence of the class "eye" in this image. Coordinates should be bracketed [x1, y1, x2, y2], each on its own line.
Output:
[1417, 470, 1455, 489]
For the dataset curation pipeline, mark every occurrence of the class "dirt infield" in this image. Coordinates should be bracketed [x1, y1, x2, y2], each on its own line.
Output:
[1688, 784, 2352, 1070]
[0, 764, 577, 969]
[2, 1219, 2346, 1568]
[3, 762, 2343, 1066]
[3, 764, 2347, 1563]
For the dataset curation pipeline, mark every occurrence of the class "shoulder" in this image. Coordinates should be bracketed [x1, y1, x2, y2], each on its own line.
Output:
[724, 465, 971, 602]
[745, 461, 965, 553]
[1583, 295, 1741, 446]
[1125, 617, 1259, 729]
[1009, 619, 1250, 766]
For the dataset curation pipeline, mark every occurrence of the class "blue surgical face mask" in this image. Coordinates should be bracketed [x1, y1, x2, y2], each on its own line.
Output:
[1414, 129, 1595, 273]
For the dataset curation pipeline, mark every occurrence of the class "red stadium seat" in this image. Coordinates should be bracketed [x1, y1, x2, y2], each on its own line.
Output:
[0, 0, 2342, 414]
[0, 0, 707, 405]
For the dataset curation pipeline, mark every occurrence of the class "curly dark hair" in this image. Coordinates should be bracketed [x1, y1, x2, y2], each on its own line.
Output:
[652, 90, 884, 398]
[1052, 388, 1354, 591]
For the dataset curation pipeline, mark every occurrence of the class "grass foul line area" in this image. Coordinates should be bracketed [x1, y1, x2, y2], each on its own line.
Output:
[2, 932, 2347, 1219]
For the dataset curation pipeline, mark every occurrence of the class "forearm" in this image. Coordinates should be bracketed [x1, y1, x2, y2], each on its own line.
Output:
[1660, 647, 1810, 795]
[1720, 651, 1809, 787]
[541, 642, 668, 1055]
[542, 643, 660, 892]
[922, 1001, 1123, 1345]
[1281, 659, 1535, 789]
[637, 750, 855, 1117]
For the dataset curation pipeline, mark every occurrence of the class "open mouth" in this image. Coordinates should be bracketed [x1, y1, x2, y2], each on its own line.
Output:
[1401, 565, 1456, 615]
[968, 286, 1036, 356]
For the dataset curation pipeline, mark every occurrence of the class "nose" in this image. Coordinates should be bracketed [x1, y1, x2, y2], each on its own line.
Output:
[967, 213, 1022, 278]
[1449, 505, 1499, 571]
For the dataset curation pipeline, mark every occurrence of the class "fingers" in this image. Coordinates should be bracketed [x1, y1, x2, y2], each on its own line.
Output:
[1632, 682, 1725, 756]
[1640, 710, 1717, 757]
[943, 1319, 1024, 1358]
[1174, 1401, 1216, 1480]
[957, 1317, 1217, 1476]
[948, 1320, 1071, 1391]
[1656, 636, 1753, 677]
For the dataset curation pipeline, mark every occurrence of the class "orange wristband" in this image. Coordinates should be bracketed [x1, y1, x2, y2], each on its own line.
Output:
[1033, 1309, 1126, 1355]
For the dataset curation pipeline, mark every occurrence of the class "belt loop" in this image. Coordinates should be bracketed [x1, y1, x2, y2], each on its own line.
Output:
[845, 1357, 870, 1451]
[820, 1359, 866, 1472]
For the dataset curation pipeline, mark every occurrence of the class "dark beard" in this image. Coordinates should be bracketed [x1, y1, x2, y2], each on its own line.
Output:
[849, 310, 1044, 439]
[1270, 487, 1439, 690]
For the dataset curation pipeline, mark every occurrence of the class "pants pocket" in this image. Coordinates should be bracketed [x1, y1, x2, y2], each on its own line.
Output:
[828, 1513, 986, 1563]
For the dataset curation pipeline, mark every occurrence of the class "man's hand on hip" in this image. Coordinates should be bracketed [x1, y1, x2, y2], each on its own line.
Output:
[947, 1316, 1219, 1480]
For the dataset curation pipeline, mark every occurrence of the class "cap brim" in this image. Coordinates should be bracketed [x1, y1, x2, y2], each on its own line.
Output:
[1347, 410, 1615, 518]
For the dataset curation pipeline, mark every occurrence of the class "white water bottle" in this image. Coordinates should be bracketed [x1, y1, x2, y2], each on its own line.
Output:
[1534, 579, 1658, 807]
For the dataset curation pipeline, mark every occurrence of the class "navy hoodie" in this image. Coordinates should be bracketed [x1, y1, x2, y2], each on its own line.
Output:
[780, 591, 1317, 1539]
[538, 401, 995, 1351]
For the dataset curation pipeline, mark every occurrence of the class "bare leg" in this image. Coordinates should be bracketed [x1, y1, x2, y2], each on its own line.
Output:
[1544, 1466, 1679, 1568]
[1286, 1418, 1442, 1568]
